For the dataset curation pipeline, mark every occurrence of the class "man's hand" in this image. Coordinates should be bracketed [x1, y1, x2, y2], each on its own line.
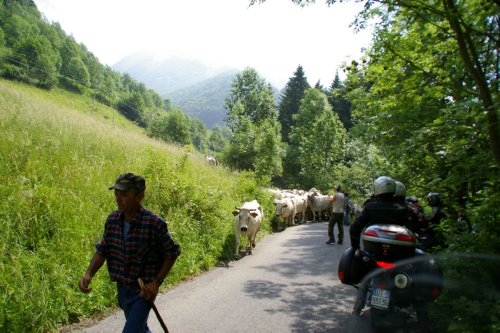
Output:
[79, 252, 105, 293]
[138, 279, 160, 301]
[78, 274, 92, 293]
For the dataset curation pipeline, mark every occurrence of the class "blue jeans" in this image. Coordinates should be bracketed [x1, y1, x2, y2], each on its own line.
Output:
[117, 284, 152, 333]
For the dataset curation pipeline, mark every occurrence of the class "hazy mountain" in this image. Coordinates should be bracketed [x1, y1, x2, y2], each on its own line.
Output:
[166, 70, 239, 128]
[113, 53, 230, 96]
[113, 54, 281, 128]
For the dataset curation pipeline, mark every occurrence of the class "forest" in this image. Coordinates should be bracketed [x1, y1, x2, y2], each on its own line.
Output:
[0, 0, 499, 331]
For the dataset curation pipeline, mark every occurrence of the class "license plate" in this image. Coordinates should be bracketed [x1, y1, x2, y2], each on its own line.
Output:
[371, 288, 391, 309]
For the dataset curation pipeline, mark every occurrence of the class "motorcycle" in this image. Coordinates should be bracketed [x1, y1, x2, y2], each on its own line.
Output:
[338, 224, 443, 332]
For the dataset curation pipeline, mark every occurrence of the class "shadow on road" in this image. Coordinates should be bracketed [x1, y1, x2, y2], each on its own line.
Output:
[243, 279, 370, 332]
[243, 223, 371, 332]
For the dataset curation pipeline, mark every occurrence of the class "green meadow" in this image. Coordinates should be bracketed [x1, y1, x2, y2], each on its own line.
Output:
[0, 79, 274, 332]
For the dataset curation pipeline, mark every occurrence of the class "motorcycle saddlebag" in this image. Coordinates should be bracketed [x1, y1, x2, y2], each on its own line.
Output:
[338, 247, 368, 285]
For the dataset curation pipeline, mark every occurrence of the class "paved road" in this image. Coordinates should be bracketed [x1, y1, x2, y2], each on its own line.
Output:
[78, 222, 371, 333]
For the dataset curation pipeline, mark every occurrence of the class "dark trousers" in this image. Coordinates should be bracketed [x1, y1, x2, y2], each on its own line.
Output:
[117, 284, 152, 333]
[328, 212, 344, 243]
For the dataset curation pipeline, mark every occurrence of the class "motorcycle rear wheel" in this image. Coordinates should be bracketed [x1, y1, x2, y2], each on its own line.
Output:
[370, 308, 405, 333]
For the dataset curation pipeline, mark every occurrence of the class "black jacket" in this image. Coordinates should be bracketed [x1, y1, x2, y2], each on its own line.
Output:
[350, 197, 419, 248]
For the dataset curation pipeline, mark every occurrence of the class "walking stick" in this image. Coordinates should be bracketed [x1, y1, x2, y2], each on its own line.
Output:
[138, 278, 169, 333]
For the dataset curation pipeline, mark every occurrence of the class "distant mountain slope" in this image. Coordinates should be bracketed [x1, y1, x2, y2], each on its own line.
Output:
[113, 54, 229, 96]
[113, 54, 281, 128]
[166, 70, 239, 128]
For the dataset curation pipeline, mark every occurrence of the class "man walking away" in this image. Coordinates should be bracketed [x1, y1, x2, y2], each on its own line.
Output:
[326, 184, 345, 245]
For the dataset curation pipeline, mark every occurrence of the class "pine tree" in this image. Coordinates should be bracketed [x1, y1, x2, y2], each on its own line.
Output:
[278, 65, 310, 143]
[328, 71, 352, 130]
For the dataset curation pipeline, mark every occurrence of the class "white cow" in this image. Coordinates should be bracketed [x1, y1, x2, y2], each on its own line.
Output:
[266, 188, 284, 198]
[273, 197, 296, 228]
[308, 194, 333, 222]
[205, 156, 218, 166]
[232, 200, 263, 255]
[292, 195, 308, 224]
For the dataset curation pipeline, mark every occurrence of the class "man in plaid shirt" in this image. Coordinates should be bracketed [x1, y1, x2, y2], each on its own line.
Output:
[79, 173, 181, 333]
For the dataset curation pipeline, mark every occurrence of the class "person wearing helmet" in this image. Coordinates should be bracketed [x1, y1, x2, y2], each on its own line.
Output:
[350, 176, 419, 250]
[350, 176, 419, 315]
[394, 180, 406, 204]
[395, 180, 425, 232]
[420, 192, 447, 250]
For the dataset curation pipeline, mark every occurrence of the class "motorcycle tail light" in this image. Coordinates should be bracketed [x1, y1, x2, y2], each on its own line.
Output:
[432, 287, 442, 299]
[363, 229, 378, 237]
[338, 271, 344, 282]
[376, 261, 396, 269]
[395, 234, 417, 243]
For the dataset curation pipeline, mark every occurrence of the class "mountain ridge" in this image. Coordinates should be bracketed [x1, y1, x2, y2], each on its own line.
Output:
[112, 53, 235, 96]
[112, 53, 281, 128]
[166, 70, 239, 128]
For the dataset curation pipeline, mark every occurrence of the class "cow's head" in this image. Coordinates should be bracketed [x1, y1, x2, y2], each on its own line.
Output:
[233, 207, 258, 232]
[307, 193, 316, 204]
[273, 199, 288, 217]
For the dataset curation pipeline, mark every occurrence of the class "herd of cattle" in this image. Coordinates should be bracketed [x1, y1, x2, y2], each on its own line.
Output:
[232, 188, 363, 256]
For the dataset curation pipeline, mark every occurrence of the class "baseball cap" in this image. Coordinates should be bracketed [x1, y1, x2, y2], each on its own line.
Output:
[109, 173, 146, 192]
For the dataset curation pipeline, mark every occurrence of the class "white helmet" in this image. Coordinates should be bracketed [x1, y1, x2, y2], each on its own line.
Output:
[395, 181, 406, 197]
[373, 176, 396, 196]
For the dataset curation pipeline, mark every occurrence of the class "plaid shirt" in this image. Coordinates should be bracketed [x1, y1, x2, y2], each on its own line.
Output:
[96, 206, 181, 285]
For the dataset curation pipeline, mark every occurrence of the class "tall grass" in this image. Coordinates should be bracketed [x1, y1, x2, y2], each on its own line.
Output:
[0, 79, 274, 332]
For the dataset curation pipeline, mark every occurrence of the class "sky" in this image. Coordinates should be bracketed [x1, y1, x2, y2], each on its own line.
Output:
[33, 0, 374, 89]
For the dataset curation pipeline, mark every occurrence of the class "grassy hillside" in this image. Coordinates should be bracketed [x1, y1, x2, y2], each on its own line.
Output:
[0, 79, 274, 332]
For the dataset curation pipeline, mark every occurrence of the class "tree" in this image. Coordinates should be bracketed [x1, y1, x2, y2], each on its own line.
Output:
[253, 0, 500, 164]
[225, 67, 278, 132]
[65, 56, 90, 92]
[278, 65, 310, 143]
[340, 0, 498, 195]
[189, 118, 208, 152]
[79, 45, 104, 86]
[223, 115, 257, 170]
[164, 109, 192, 146]
[289, 88, 347, 189]
[328, 71, 352, 130]
[2, 13, 39, 47]
[0, 26, 5, 55]
[337, 7, 500, 313]
[332, 139, 392, 202]
[59, 38, 80, 77]
[148, 108, 191, 146]
[224, 68, 283, 181]
[254, 119, 284, 181]
[96, 66, 119, 106]
[118, 92, 146, 126]
[12, 34, 58, 88]
[207, 125, 227, 153]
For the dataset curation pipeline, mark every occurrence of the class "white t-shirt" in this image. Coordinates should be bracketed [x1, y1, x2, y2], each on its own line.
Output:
[331, 192, 346, 213]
